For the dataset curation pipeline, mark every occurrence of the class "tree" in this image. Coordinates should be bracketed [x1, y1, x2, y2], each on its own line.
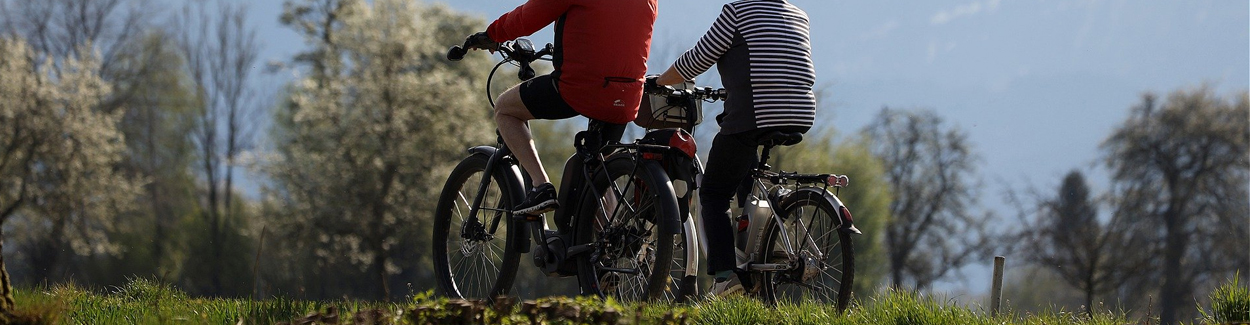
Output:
[0, 37, 139, 315]
[0, 0, 148, 74]
[863, 107, 991, 291]
[264, 0, 494, 300]
[104, 31, 200, 284]
[1101, 87, 1249, 324]
[2, 0, 207, 287]
[173, 0, 263, 295]
[1015, 170, 1150, 316]
[3, 0, 136, 273]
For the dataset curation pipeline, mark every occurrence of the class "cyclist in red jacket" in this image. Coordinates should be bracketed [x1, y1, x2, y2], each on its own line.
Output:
[464, 0, 658, 215]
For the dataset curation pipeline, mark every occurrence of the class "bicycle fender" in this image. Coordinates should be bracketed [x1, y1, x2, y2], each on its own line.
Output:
[784, 187, 862, 235]
[640, 160, 683, 235]
[467, 146, 534, 252]
[681, 218, 702, 277]
[467, 145, 497, 157]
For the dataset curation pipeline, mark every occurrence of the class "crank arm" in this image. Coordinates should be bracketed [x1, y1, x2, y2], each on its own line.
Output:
[598, 267, 640, 275]
[746, 263, 792, 272]
[566, 244, 594, 257]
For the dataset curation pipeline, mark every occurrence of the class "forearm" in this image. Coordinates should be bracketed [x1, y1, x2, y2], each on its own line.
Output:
[656, 65, 686, 85]
[665, 5, 736, 85]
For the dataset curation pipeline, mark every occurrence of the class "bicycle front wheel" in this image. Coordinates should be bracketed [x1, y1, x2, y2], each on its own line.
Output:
[758, 188, 854, 311]
[432, 152, 524, 300]
[575, 153, 680, 302]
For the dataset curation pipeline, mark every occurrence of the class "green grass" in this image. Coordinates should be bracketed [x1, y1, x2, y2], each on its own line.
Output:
[1200, 275, 1250, 324]
[10, 278, 1244, 324]
[12, 279, 374, 324]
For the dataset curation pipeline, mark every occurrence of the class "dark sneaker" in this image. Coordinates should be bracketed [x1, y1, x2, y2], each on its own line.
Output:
[515, 183, 558, 215]
[708, 272, 745, 298]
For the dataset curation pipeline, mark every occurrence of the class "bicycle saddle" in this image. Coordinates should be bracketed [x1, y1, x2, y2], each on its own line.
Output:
[758, 131, 803, 147]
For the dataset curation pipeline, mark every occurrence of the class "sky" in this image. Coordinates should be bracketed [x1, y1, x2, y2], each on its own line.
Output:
[246, 0, 1250, 192]
[232, 0, 1249, 298]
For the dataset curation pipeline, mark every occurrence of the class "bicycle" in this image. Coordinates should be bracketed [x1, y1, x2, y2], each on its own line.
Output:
[432, 37, 684, 302]
[735, 132, 858, 309]
[641, 85, 860, 311]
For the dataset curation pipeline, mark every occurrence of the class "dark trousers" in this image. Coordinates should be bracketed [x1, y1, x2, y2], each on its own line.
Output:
[700, 131, 755, 274]
[699, 127, 807, 274]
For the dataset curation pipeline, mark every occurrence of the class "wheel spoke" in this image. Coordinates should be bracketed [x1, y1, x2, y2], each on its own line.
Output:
[761, 196, 852, 307]
[435, 163, 517, 300]
[578, 156, 679, 303]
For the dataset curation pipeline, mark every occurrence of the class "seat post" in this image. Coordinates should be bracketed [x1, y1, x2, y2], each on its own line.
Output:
[758, 144, 775, 170]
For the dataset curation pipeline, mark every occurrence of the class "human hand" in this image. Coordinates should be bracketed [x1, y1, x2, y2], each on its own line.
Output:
[465, 32, 499, 52]
[644, 75, 662, 93]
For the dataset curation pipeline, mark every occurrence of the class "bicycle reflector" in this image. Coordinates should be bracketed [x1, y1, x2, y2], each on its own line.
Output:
[827, 174, 849, 187]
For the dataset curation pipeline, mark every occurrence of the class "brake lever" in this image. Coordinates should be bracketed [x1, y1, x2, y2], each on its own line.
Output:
[536, 43, 554, 58]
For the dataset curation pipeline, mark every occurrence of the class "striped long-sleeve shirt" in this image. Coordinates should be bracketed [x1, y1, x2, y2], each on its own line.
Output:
[672, 0, 815, 134]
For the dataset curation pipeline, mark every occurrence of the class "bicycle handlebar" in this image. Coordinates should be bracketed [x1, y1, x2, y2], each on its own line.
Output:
[645, 84, 728, 102]
[447, 37, 553, 81]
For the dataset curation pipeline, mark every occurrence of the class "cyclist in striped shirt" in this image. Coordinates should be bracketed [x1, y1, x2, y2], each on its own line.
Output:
[650, 0, 816, 296]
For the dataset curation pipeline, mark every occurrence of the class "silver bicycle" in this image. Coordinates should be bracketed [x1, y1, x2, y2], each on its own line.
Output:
[640, 86, 860, 310]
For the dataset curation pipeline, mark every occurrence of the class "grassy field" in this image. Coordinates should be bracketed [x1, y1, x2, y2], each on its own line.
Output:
[8, 278, 1246, 325]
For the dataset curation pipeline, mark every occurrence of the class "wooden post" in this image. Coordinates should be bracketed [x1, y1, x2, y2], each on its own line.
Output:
[252, 226, 267, 300]
[991, 256, 1005, 317]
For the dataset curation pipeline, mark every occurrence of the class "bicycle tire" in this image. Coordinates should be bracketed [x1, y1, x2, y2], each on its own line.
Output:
[575, 153, 680, 302]
[757, 188, 854, 311]
[433, 152, 524, 300]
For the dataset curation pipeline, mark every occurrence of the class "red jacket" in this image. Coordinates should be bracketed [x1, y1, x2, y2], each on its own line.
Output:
[487, 0, 657, 124]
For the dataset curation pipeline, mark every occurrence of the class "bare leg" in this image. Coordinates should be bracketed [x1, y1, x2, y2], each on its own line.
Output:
[494, 84, 551, 186]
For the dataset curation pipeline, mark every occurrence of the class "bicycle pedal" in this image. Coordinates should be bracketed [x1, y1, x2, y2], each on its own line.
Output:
[514, 213, 543, 221]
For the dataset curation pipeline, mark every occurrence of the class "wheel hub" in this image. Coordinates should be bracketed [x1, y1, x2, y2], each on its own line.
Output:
[460, 240, 479, 255]
[460, 219, 493, 242]
[796, 252, 822, 282]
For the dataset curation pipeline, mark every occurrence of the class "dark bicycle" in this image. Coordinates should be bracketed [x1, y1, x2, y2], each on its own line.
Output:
[634, 84, 724, 302]
[432, 37, 684, 302]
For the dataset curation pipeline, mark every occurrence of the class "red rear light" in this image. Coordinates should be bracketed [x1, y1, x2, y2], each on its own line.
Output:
[642, 152, 664, 160]
[827, 175, 849, 187]
[668, 131, 697, 158]
[839, 206, 853, 225]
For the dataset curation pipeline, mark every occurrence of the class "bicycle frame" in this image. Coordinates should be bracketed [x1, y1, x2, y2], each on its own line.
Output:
[461, 124, 682, 278]
[440, 37, 688, 301]
[734, 175, 856, 271]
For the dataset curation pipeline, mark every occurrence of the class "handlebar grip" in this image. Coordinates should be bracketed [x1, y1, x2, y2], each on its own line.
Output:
[447, 45, 467, 61]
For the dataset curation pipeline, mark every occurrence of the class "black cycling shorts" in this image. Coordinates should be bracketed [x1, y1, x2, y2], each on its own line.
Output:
[519, 74, 579, 120]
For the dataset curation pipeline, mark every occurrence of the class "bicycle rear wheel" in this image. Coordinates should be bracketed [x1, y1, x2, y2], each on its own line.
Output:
[433, 152, 523, 300]
[575, 153, 679, 302]
[758, 188, 854, 311]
